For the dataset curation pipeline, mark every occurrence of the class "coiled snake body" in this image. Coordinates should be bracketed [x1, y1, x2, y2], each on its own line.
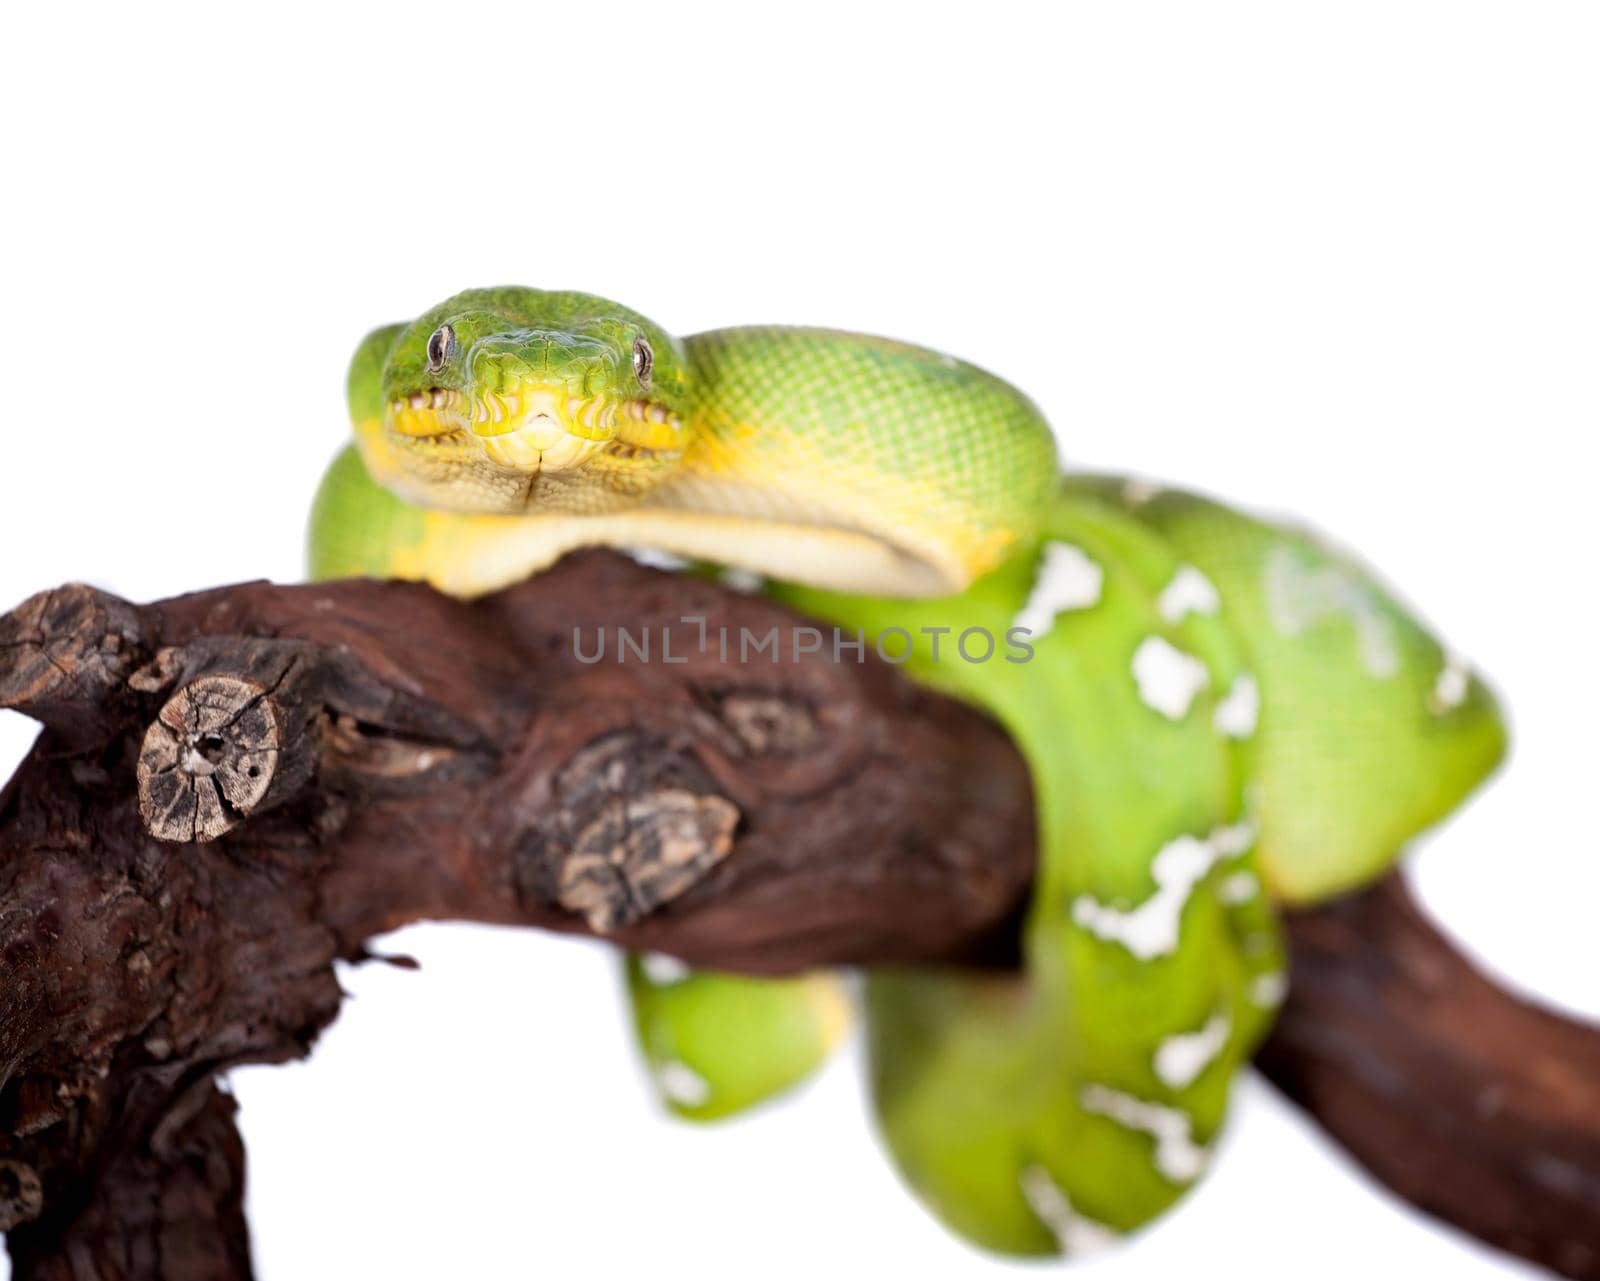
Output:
[310, 287, 1505, 1256]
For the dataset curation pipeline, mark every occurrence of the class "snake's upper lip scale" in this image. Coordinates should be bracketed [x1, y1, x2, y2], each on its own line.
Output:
[386, 381, 684, 447]
[394, 386, 461, 412]
[385, 387, 471, 438]
[466, 387, 615, 439]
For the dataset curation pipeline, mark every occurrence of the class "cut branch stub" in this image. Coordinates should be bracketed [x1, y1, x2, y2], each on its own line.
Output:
[137, 675, 282, 843]
[714, 692, 820, 756]
[0, 584, 142, 745]
[517, 730, 741, 932]
[559, 789, 740, 932]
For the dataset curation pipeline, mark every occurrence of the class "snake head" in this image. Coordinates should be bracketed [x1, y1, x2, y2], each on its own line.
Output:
[361, 287, 692, 514]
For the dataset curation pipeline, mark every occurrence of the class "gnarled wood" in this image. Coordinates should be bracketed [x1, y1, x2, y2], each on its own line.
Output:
[0, 554, 1594, 1279]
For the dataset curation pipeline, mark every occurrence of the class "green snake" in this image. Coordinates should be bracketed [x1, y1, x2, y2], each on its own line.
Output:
[309, 287, 1507, 1257]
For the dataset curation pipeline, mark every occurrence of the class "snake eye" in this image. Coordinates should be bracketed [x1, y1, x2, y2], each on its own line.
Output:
[632, 336, 654, 389]
[426, 324, 456, 373]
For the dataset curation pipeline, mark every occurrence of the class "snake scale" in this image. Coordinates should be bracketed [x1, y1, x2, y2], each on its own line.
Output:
[308, 287, 1506, 1257]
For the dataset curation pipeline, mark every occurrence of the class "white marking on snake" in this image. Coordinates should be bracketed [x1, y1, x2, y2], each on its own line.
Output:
[1263, 546, 1399, 677]
[626, 547, 692, 573]
[1012, 542, 1104, 639]
[1212, 820, 1257, 857]
[1213, 673, 1260, 738]
[1132, 637, 1209, 719]
[719, 567, 766, 594]
[1154, 1011, 1233, 1089]
[1122, 477, 1162, 506]
[1158, 565, 1220, 623]
[1249, 972, 1288, 1008]
[1218, 870, 1260, 904]
[1080, 1084, 1208, 1182]
[1429, 649, 1471, 714]
[640, 952, 692, 985]
[1018, 1165, 1120, 1256]
[1072, 820, 1256, 960]
[656, 1061, 711, 1107]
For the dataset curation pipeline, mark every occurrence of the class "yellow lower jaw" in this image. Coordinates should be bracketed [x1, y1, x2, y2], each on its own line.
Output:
[479, 426, 603, 472]
[389, 397, 468, 438]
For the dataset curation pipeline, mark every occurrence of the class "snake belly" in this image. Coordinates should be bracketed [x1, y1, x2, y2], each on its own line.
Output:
[309, 306, 1506, 1257]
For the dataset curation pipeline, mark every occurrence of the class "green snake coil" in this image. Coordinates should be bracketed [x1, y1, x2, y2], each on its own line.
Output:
[309, 287, 1505, 1257]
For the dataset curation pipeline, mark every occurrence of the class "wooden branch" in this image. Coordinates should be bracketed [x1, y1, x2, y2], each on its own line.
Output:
[0, 556, 1594, 1279]
[1258, 875, 1600, 1279]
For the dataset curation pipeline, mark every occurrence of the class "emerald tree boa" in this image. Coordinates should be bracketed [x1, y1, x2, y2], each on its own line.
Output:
[309, 287, 1505, 1257]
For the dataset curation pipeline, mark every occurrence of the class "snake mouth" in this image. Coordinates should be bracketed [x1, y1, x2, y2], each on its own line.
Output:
[386, 381, 685, 475]
[470, 386, 611, 473]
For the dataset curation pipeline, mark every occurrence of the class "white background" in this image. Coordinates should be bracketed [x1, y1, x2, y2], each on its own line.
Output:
[2, 4, 1596, 1278]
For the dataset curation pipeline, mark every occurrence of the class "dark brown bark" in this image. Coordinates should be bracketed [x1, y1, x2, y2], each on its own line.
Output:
[1259, 876, 1600, 1279]
[0, 555, 1593, 1279]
